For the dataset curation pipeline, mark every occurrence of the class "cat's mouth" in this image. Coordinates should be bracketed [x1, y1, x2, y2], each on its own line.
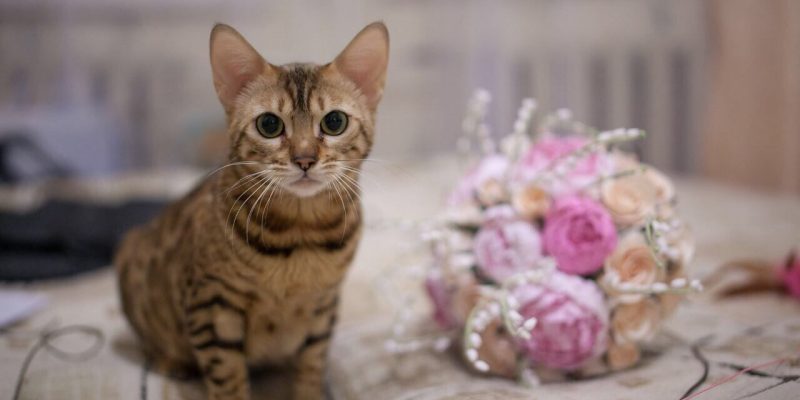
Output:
[293, 176, 319, 186]
[284, 175, 326, 197]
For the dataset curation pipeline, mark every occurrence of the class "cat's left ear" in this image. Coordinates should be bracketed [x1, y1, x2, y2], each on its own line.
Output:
[209, 24, 270, 113]
[330, 22, 389, 110]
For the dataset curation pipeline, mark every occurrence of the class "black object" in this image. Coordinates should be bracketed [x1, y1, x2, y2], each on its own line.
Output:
[0, 199, 166, 281]
[0, 132, 71, 184]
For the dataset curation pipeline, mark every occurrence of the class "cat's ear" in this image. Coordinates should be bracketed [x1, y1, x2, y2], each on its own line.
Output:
[209, 24, 269, 112]
[331, 22, 389, 110]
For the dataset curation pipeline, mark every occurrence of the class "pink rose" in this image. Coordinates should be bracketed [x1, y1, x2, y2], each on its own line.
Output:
[511, 134, 610, 195]
[424, 273, 456, 329]
[474, 206, 543, 282]
[448, 155, 510, 206]
[543, 196, 618, 275]
[780, 250, 800, 300]
[514, 271, 608, 370]
[425, 272, 480, 329]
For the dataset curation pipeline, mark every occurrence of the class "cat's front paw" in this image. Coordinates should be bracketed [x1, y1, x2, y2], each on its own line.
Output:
[291, 384, 324, 400]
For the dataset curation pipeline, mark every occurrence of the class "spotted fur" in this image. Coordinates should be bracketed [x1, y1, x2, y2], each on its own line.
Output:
[115, 22, 388, 400]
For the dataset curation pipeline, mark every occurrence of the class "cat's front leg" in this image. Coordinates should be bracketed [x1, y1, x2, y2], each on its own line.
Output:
[186, 278, 251, 400]
[292, 300, 338, 400]
[292, 333, 331, 400]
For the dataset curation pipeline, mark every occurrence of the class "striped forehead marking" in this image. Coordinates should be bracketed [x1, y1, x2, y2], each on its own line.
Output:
[281, 65, 319, 113]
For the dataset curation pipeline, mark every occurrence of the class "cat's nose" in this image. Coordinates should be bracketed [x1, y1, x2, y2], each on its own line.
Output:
[293, 156, 317, 171]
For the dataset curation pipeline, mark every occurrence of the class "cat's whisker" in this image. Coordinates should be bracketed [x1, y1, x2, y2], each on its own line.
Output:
[333, 158, 417, 182]
[341, 178, 364, 201]
[327, 178, 349, 241]
[260, 177, 284, 231]
[332, 164, 361, 173]
[337, 174, 361, 201]
[333, 167, 363, 180]
[206, 161, 263, 178]
[226, 175, 263, 229]
[336, 173, 364, 205]
[237, 176, 274, 244]
[258, 185, 272, 232]
[335, 166, 367, 178]
[331, 158, 388, 163]
[329, 163, 373, 182]
[332, 176, 356, 206]
[256, 178, 274, 229]
[262, 178, 286, 225]
[223, 169, 272, 196]
[227, 175, 271, 242]
[259, 176, 282, 229]
[245, 177, 278, 245]
[330, 158, 403, 175]
[226, 172, 268, 214]
[339, 168, 384, 193]
[333, 176, 361, 236]
[325, 180, 333, 202]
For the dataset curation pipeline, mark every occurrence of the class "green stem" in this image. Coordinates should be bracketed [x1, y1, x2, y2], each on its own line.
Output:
[645, 218, 667, 270]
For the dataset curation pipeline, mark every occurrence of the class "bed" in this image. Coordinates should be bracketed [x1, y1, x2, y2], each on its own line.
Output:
[1, 160, 799, 399]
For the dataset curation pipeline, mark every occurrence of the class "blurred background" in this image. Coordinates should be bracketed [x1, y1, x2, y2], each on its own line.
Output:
[0, 0, 797, 192]
[2, 3, 800, 396]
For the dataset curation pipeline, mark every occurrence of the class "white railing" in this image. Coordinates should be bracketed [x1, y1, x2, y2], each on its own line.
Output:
[0, 0, 707, 174]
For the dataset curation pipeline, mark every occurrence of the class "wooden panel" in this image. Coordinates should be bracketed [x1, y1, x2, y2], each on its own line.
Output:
[702, 0, 800, 193]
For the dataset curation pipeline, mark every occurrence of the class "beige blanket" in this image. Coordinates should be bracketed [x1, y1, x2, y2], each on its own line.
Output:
[2, 160, 799, 399]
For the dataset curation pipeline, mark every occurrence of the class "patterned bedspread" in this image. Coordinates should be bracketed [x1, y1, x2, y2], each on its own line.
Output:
[1, 160, 799, 399]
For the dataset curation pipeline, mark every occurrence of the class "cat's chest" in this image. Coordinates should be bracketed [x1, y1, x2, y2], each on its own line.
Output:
[241, 224, 361, 292]
[251, 246, 352, 293]
[243, 286, 336, 365]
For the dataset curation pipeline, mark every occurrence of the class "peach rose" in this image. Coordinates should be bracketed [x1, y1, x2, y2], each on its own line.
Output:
[654, 203, 677, 221]
[600, 173, 657, 227]
[607, 341, 641, 371]
[512, 185, 551, 220]
[609, 151, 640, 172]
[643, 166, 675, 204]
[602, 232, 661, 303]
[611, 299, 661, 343]
[477, 178, 509, 207]
[610, 153, 675, 205]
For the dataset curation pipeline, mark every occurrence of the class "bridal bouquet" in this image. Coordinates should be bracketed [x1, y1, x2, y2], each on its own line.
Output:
[421, 90, 700, 381]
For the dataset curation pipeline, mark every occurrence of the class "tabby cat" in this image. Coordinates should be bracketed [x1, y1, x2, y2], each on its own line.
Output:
[115, 22, 389, 400]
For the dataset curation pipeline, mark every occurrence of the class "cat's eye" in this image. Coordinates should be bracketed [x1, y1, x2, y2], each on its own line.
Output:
[320, 111, 348, 136]
[255, 113, 284, 138]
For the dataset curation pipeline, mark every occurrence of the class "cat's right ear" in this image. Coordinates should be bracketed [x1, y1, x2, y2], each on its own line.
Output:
[209, 24, 268, 113]
[331, 22, 389, 111]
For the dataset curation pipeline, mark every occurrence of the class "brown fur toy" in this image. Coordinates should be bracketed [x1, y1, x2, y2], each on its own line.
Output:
[115, 22, 389, 400]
